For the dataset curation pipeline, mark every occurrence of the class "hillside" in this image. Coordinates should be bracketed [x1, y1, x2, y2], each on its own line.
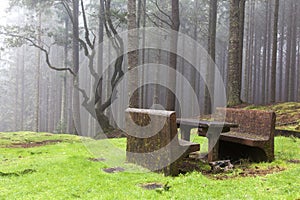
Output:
[244, 102, 300, 132]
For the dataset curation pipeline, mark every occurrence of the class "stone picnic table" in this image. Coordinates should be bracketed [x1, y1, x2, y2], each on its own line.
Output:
[176, 118, 239, 161]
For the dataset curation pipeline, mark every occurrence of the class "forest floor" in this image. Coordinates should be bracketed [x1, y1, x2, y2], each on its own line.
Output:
[1, 131, 300, 199]
[1, 102, 300, 199]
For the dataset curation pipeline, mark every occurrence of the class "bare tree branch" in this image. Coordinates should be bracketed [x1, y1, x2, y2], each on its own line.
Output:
[80, 0, 93, 49]
[150, 12, 172, 27]
[78, 38, 89, 56]
[60, 0, 73, 24]
[104, 0, 124, 50]
[152, 0, 173, 24]
[145, 12, 160, 27]
[1, 32, 76, 76]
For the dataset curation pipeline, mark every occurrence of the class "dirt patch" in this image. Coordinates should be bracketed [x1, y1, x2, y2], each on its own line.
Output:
[88, 157, 106, 162]
[0, 169, 36, 177]
[179, 156, 286, 180]
[238, 166, 285, 177]
[102, 167, 125, 173]
[140, 182, 164, 190]
[210, 165, 285, 180]
[287, 159, 300, 164]
[179, 159, 202, 173]
[6, 140, 62, 148]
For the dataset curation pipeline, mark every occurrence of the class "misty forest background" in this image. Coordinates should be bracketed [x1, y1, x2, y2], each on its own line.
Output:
[0, 0, 299, 136]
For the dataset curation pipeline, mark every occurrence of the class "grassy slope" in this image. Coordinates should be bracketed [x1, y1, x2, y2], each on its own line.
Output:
[244, 102, 300, 132]
[1, 132, 300, 199]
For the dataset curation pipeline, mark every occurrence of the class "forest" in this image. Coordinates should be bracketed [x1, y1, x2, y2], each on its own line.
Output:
[0, 0, 299, 136]
[1, 0, 300, 199]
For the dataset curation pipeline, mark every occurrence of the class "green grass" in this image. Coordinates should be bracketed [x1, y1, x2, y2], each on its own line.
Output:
[1, 132, 300, 199]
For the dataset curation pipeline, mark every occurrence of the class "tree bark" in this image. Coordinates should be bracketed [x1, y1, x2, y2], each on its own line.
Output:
[35, 11, 42, 132]
[278, 0, 285, 101]
[261, 1, 269, 104]
[60, 16, 69, 133]
[227, 0, 244, 106]
[166, 0, 180, 111]
[270, 0, 279, 103]
[288, 1, 297, 101]
[128, 0, 139, 108]
[205, 0, 217, 114]
[265, 1, 272, 103]
[248, 0, 255, 103]
[243, 0, 250, 102]
[21, 47, 25, 130]
[284, 1, 292, 101]
[72, 0, 81, 134]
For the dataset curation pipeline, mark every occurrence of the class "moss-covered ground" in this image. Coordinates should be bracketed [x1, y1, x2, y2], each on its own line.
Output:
[1, 131, 300, 199]
[244, 102, 300, 132]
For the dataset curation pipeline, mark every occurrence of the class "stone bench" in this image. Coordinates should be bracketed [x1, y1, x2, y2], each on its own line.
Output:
[215, 108, 276, 162]
[125, 108, 200, 176]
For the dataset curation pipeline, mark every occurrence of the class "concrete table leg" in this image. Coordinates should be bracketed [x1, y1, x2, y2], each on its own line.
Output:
[206, 127, 221, 162]
[180, 125, 191, 141]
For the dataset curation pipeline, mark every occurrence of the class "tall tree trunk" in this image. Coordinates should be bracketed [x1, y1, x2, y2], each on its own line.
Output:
[284, 1, 292, 101]
[60, 16, 69, 133]
[47, 73, 52, 132]
[227, 0, 244, 106]
[205, 0, 217, 114]
[98, 0, 104, 89]
[128, 0, 139, 108]
[20, 47, 25, 130]
[248, 0, 255, 103]
[67, 76, 74, 134]
[190, 0, 198, 115]
[166, 0, 180, 111]
[261, 1, 269, 104]
[252, 30, 258, 104]
[278, 0, 285, 101]
[137, 0, 144, 108]
[72, 0, 81, 134]
[238, 0, 245, 95]
[90, 0, 105, 135]
[289, 1, 297, 101]
[141, 0, 147, 108]
[270, 0, 279, 103]
[35, 11, 42, 132]
[265, 1, 272, 103]
[15, 49, 20, 131]
[243, 0, 251, 102]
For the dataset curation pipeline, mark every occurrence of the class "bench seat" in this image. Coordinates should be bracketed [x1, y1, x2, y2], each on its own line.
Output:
[221, 131, 269, 143]
[215, 108, 276, 162]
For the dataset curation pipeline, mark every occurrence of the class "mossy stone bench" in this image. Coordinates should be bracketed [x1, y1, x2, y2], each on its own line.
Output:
[216, 108, 276, 162]
[125, 108, 200, 176]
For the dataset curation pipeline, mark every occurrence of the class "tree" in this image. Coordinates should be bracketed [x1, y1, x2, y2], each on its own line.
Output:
[2, 0, 129, 134]
[288, 0, 297, 101]
[270, 0, 279, 103]
[127, 0, 139, 108]
[227, 0, 245, 106]
[35, 10, 42, 132]
[71, 0, 81, 134]
[166, 0, 180, 111]
[284, 1, 293, 101]
[205, 0, 217, 114]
